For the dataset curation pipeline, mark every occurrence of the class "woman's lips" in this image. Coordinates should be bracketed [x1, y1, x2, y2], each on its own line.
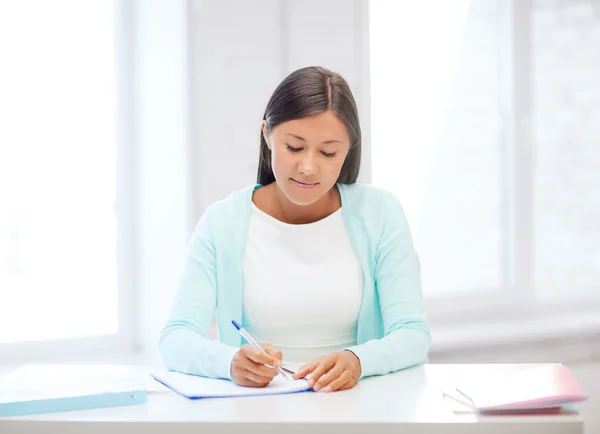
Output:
[292, 179, 318, 189]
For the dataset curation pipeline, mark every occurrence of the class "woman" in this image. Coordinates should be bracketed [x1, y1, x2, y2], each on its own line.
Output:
[159, 66, 431, 393]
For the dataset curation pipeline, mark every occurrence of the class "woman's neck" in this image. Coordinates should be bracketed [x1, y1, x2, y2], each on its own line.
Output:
[254, 183, 341, 225]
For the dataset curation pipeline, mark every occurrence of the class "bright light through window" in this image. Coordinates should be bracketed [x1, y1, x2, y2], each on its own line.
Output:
[370, 0, 505, 296]
[0, 1, 119, 343]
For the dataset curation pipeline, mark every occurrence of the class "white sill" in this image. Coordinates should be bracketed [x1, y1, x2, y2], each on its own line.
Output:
[0, 349, 162, 377]
[429, 310, 600, 364]
[3, 312, 600, 374]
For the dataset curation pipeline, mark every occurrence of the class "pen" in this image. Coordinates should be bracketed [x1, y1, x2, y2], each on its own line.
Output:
[231, 320, 293, 381]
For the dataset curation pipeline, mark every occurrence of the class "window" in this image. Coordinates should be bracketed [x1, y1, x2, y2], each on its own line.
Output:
[0, 1, 122, 344]
[370, 0, 504, 297]
[531, 0, 600, 300]
[370, 0, 600, 312]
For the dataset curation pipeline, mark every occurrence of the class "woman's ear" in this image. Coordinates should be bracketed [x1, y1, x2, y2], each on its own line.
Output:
[261, 120, 271, 150]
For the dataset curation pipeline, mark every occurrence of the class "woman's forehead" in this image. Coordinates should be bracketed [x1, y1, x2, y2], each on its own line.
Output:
[275, 112, 349, 142]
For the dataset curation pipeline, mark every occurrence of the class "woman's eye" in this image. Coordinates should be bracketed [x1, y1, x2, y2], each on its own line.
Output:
[285, 144, 335, 157]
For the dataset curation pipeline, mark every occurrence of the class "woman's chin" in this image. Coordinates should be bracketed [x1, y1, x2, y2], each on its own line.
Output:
[286, 192, 320, 206]
[281, 183, 323, 206]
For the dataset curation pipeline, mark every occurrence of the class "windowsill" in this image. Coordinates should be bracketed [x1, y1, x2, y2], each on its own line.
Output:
[429, 310, 600, 364]
[2, 311, 599, 375]
[0, 349, 161, 377]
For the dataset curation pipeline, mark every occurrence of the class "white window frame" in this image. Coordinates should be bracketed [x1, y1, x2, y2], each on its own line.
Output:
[1, 0, 137, 364]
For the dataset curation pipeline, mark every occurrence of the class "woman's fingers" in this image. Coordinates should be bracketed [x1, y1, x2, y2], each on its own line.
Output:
[244, 345, 281, 367]
[262, 344, 283, 363]
[293, 359, 320, 380]
[321, 370, 353, 392]
[245, 359, 279, 378]
[231, 344, 281, 387]
[312, 362, 345, 391]
[306, 356, 336, 388]
[239, 368, 274, 387]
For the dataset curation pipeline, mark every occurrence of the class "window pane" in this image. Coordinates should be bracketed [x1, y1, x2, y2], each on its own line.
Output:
[0, 1, 118, 343]
[370, 0, 504, 296]
[532, 0, 600, 299]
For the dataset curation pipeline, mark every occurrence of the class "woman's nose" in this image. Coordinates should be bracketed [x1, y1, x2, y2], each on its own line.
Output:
[298, 152, 318, 175]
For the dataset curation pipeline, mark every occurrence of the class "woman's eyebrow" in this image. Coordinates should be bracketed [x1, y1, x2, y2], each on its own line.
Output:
[284, 133, 342, 145]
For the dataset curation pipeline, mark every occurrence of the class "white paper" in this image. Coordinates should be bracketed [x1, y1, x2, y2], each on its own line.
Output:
[151, 369, 311, 398]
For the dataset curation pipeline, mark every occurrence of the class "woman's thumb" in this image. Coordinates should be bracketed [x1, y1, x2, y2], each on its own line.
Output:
[262, 344, 283, 365]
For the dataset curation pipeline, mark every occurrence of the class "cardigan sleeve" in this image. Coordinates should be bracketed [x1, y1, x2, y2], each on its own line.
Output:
[346, 191, 431, 378]
[158, 207, 239, 380]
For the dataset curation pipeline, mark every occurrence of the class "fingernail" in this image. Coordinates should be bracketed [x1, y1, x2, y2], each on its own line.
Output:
[313, 384, 320, 391]
[323, 386, 332, 393]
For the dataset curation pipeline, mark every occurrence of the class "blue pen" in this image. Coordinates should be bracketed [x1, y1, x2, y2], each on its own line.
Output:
[231, 320, 293, 381]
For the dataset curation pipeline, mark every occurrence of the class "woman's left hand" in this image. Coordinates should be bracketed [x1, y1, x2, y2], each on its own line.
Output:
[292, 350, 361, 392]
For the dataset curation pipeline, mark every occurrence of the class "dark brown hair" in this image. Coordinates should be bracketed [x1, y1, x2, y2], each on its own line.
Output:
[257, 66, 362, 185]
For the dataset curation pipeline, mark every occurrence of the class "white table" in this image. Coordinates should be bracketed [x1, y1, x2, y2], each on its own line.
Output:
[0, 364, 584, 434]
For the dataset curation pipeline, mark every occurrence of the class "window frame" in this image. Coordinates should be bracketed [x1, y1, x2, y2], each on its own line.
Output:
[0, 0, 138, 363]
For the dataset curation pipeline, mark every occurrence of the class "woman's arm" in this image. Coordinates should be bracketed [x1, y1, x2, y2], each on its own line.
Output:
[158, 208, 239, 380]
[345, 192, 431, 378]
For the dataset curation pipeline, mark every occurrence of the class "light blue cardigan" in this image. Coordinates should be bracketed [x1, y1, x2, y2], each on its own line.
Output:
[159, 183, 431, 380]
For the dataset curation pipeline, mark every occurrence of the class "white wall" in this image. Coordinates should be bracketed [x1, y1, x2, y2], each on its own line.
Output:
[188, 0, 370, 222]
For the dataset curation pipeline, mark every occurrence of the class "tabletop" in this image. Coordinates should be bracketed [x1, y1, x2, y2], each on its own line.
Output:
[0, 363, 584, 434]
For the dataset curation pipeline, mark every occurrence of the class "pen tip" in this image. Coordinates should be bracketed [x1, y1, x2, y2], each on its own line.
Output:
[231, 320, 241, 330]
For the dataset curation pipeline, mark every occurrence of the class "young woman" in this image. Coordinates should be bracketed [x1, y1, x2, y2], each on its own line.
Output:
[159, 66, 430, 393]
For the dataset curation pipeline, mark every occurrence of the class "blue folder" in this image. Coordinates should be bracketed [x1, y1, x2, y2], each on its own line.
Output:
[0, 364, 148, 417]
[0, 389, 147, 417]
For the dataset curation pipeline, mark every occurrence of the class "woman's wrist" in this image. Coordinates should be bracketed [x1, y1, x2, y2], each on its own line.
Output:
[343, 349, 362, 377]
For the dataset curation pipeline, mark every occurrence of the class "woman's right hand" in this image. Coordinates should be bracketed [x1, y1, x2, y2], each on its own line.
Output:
[230, 343, 283, 387]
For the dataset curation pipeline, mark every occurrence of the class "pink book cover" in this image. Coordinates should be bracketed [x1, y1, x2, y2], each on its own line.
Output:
[455, 364, 587, 412]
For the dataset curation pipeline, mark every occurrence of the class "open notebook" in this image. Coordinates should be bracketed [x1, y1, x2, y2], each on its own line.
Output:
[441, 364, 587, 413]
[151, 369, 312, 399]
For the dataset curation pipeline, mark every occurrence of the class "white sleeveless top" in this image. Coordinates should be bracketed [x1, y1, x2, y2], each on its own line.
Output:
[242, 203, 363, 371]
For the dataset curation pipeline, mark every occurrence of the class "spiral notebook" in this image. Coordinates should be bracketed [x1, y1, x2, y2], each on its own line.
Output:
[151, 369, 312, 399]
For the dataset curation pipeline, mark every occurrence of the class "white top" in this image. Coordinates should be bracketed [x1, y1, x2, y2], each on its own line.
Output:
[242, 203, 363, 370]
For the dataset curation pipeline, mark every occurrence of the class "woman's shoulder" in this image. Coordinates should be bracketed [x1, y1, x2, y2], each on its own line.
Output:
[338, 182, 404, 212]
[339, 182, 411, 235]
[201, 184, 257, 224]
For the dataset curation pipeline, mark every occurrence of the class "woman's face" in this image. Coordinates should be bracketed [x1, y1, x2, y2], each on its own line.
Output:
[262, 110, 351, 206]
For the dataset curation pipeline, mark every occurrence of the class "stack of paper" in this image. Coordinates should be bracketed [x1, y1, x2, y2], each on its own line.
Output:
[151, 369, 312, 399]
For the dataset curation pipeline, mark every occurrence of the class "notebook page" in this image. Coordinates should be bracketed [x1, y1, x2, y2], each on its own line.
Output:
[151, 369, 311, 398]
